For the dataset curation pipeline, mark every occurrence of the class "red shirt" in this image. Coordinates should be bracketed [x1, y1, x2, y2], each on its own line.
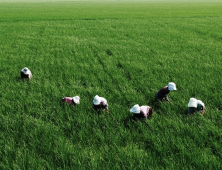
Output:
[64, 97, 73, 104]
[134, 106, 153, 119]
[140, 106, 151, 118]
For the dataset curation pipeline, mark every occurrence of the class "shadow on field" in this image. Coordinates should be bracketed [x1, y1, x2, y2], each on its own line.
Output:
[92, 109, 109, 116]
[14, 77, 21, 81]
[123, 115, 152, 130]
[123, 116, 136, 129]
[183, 109, 190, 116]
[182, 110, 196, 117]
[14, 77, 28, 82]
[14, 77, 33, 84]
[149, 98, 163, 114]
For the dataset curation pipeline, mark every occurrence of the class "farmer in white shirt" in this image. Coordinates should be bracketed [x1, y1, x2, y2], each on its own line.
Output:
[21, 67, 32, 79]
[130, 104, 153, 119]
[188, 98, 205, 115]
[93, 95, 109, 114]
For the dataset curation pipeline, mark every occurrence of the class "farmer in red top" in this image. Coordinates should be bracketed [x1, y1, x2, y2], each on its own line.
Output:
[155, 82, 177, 102]
[130, 104, 153, 119]
[61, 96, 80, 106]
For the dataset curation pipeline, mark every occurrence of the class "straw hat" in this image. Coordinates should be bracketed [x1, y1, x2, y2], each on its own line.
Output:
[130, 104, 141, 114]
[188, 98, 197, 108]
[93, 95, 101, 105]
[168, 82, 177, 91]
[197, 100, 205, 107]
[73, 96, 80, 104]
[21, 67, 31, 75]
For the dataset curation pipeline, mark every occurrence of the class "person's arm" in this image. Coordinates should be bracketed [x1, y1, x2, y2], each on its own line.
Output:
[188, 107, 194, 114]
[100, 99, 109, 113]
[149, 108, 153, 117]
[197, 103, 205, 114]
[28, 73, 32, 79]
[188, 107, 197, 114]
[21, 72, 26, 78]
[27, 70, 32, 79]
[60, 98, 65, 104]
[104, 103, 109, 114]
[164, 95, 169, 102]
[72, 100, 76, 106]
[93, 104, 98, 110]
[201, 107, 206, 115]
[156, 86, 169, 101]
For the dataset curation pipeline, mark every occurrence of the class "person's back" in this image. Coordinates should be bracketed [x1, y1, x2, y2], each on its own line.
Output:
[156, 86, 170, 101]
[130, 104, 153, 119]
[61, 96, 80, 106]
[93, 95, 109, 113]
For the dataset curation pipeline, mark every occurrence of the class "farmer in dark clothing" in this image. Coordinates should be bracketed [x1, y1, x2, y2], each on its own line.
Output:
[21, 67, 32, 79]
[155, 82, 177, 102]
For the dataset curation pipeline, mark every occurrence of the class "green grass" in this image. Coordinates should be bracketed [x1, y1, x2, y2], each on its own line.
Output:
[0, 0, 222, 169]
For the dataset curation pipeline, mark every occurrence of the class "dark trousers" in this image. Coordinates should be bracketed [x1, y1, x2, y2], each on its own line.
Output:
[155, 93, 169, 102]
[21, 72, 29, 79]
[188, 106, 205, 114]
[188, 107, 196, 114]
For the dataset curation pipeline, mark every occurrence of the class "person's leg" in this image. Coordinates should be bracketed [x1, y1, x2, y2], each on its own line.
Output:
[93, 104, 98, 111]
[105, 104, 109, 114]
[100, 105, 109, 114]
[60, 98, 66, 107]
[61, 98, 65, 103]
[93, 105, 102, 114]
[72, 100, 76, 106]
[201, 106, 206, 115]
[155, 93, 162, 102]
[188, 107, 196, 114]
[188, 107, 191, 114]
[28, 74, 32, 79]
[21, 72, 28, 79]
[149, 108, 153, 117]
[197, 105, 205, 115]
[21, 72, 24, 78]
[164, 95, 169, 102]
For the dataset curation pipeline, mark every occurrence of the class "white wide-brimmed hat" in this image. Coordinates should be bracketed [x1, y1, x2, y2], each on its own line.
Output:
[21, 67, 31, 75]
[93, 95, 101, 105]
[130, 104, 141, 114]
[168, 82, 177, 91]
[73, 96, 80, 104]
[188, 98, 197, 108]
[197, 100, 205, 107]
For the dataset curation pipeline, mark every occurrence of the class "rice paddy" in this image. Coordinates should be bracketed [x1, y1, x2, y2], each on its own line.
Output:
[0, 0, 222, 169]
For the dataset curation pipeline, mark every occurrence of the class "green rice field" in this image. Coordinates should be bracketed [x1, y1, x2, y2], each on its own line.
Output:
[0, 0, 222, 169]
